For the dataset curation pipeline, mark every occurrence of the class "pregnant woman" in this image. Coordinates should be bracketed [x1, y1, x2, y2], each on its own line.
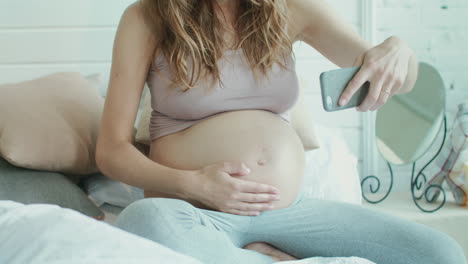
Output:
[96, 0, 466, 263]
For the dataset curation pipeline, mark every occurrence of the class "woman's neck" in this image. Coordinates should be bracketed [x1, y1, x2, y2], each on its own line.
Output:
[214, 0, 240, 49]
[214, 0, 238, 17]
[216, 0, 237, 7]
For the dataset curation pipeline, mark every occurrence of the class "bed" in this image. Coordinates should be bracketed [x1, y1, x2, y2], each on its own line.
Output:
[0, 125, 374, 264]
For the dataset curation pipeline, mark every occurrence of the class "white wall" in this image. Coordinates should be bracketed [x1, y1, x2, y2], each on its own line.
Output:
[376, 0, 468, 118]
[373, 0, 468, 192]
[1, 0, 466, 190]
[0, 0, 134, 95]
[294, 0, 364, 173]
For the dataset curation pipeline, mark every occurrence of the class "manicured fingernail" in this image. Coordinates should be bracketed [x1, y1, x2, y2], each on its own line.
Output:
[340, 98, 347, 106]
[273, 195, 280, 200]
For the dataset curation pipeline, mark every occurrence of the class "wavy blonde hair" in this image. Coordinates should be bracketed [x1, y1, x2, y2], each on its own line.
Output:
[140, 0, 292, 91]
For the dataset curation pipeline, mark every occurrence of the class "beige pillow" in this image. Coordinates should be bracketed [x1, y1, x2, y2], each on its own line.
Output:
[0, 72, 104, 175]
[135, 80, 320, 151]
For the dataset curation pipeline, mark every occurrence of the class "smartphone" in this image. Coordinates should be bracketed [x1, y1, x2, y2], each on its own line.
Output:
[319, 66, 370, 112]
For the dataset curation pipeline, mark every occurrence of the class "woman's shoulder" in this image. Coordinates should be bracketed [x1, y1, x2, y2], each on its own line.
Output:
[120, 1, 147, 27]
[285, 0, 311, 42]
[113, 1, 160, 56]
[119, 1, 160, 37]
[112, 1, 158, 72]
[122, 1, 144, 20]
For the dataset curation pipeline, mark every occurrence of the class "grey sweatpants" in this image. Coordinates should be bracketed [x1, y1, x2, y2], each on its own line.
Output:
[114, 193, 466, 264]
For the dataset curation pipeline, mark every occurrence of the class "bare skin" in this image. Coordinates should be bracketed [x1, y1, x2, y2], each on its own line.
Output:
[96, 0, 418, 262]
[145, 2, 301, 260]
[243, 242, 298, 261]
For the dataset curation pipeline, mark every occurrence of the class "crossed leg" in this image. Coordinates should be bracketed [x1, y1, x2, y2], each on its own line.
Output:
[114, 198, 277, 264]
[245, 196, 467, 264]
[114, 197, 467, 264]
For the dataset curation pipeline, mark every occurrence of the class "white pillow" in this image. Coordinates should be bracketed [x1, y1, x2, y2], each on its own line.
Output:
[134, 84, 152, 145]
[82, 174, 144, 208]
[301, 125, 362, 205]
[84, 125, 361, 208]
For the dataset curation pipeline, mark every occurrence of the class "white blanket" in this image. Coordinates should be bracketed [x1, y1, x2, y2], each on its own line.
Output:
[0, 201, 202, 264]
[0, 201, 375, 264]
[278, 258, 375, 264]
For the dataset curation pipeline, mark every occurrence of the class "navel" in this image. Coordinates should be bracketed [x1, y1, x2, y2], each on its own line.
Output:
[257, 159, 266, 166]
[256, 146, 268, 166]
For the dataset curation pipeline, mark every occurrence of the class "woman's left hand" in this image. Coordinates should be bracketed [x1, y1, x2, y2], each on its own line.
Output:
[338, 36, 415, 112]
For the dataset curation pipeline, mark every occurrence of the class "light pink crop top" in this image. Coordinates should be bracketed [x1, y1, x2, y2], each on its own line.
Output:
[146, 49, 299, 142]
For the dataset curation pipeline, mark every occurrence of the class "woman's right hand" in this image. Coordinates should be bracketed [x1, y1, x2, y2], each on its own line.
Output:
[189, 161, 281, 216]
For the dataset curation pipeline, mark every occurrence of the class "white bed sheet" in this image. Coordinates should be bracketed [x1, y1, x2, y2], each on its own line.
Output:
[0, 201, 202, 264]
[0, 201, 375, 264]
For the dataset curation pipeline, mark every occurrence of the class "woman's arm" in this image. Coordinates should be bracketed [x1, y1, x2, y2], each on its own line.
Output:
[289, 0, 418, 111]
[289, 0, 372, 68]
[95, 3, 278, 215]
[95, 2, 193, 199]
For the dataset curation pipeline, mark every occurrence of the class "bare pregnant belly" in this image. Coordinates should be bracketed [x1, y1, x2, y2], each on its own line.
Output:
[147, 110, 306, 210]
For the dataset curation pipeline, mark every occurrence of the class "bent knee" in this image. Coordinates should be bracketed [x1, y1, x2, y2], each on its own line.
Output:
[114, 198, 196, 229]
[113, 198, 197, 245]
[124, 198, 194, 214]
